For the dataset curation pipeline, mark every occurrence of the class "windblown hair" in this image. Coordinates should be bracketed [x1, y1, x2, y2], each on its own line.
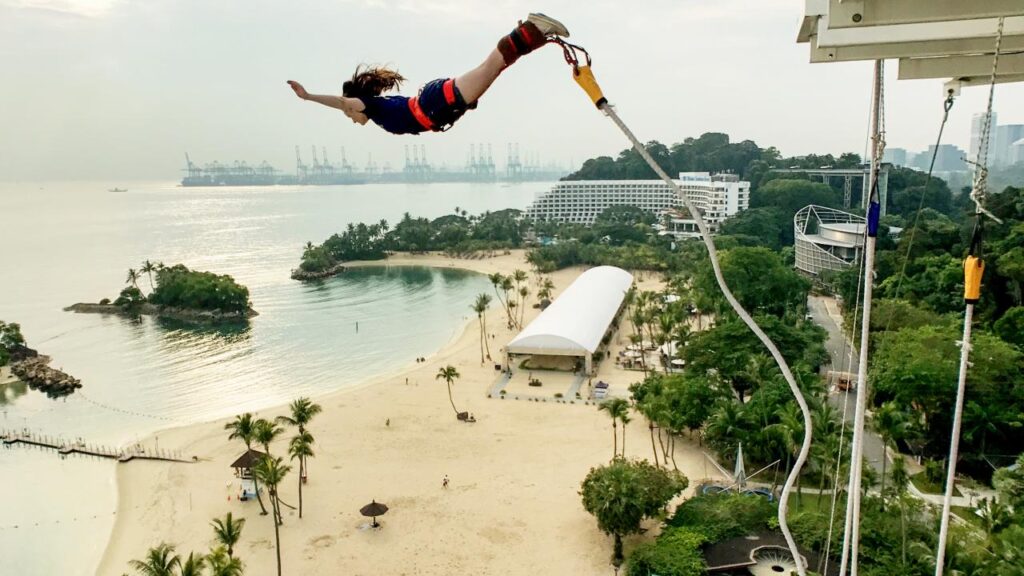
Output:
[342, 65, 405, 99]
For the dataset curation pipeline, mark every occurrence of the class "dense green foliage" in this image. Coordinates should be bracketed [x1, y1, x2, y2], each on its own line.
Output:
[625, 527, 706, 576]
[147, 264, 251, 313]
[564, 132, 861, 191]
[0, 320, 26, 367]
[871, 325, 1024, 460]
[298, 210, 526, 274]
[692, 247, 811, 317]
[580, 458, 688, 563]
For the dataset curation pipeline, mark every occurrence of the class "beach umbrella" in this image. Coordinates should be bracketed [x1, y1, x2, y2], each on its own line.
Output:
[360, 500, 389, 527]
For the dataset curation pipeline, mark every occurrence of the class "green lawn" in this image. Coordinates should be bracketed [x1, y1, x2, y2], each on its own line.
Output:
[951, 505, 984, 530]
[910, 472, 962, 497]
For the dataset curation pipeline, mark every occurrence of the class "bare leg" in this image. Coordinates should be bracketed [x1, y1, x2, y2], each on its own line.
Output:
[454, 49, 506, 105]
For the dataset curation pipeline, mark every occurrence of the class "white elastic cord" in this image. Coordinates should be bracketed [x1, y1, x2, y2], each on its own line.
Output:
[600, 103, 812, 576]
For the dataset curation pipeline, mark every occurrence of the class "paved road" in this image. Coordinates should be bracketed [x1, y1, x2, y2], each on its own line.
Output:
[807, 295, 886, 475]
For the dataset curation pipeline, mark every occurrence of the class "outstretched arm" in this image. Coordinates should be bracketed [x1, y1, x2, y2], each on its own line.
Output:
[287, 80, 365, 113]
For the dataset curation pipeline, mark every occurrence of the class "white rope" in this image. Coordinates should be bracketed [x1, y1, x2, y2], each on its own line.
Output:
[934, 303, 975, 575]
[599, 103, 813, 576]
[821, 216, 868, 575]
[935, 17, 1005, 576]
[839, 59, 885, 576]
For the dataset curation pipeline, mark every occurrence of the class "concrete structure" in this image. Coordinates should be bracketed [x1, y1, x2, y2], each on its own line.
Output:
[995, 124, 1024, 166]
[971, 111, 997, 168]
[504, 266, 633, 375]
[794, 205, 866, 278]
[769, 165, 890, 215]
[525, 173, 750, 230]
[1012, 138, 1024, 165]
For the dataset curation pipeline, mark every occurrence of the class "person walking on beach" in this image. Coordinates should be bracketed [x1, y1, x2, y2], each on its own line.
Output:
[442, 475, 449, 489]
[286, 13, 570, 134]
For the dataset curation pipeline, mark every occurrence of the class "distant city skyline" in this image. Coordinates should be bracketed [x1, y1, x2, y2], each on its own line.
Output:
[2, 0, 1022, 181]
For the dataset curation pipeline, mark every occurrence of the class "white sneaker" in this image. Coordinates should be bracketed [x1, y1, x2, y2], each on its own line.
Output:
[527, 13, 570, 38]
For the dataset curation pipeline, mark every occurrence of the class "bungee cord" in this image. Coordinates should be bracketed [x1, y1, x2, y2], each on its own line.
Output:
[561, 48, 813, 575]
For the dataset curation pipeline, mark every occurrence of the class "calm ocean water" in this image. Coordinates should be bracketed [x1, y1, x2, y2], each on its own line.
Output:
[0, 180, 546, 575]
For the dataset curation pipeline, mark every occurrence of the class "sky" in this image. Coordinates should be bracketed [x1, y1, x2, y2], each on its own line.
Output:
[1, 0, 1022, 181]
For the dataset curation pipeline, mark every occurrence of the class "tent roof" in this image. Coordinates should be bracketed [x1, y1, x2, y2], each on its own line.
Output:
[506, 266, 633, 356]
[230, 448, 267, 469]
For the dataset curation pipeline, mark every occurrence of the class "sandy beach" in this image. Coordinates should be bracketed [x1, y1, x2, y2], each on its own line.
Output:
[98, 251, 720, 576]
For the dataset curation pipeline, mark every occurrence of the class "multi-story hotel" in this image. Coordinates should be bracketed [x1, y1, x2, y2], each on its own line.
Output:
[525, 173, 750, 237]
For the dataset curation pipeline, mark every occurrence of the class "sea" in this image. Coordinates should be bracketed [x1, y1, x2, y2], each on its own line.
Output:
[0, 180, 546, 575]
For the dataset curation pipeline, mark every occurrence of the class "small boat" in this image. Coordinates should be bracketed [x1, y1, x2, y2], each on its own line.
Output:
[108, 188, 128, 193]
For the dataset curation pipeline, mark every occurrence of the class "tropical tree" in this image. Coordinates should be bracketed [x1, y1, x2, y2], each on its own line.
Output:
[126, 268, 141, 289]
[580, 458, 689, 565]
[254, 418, 284, 456]
[141, 260, 158, 293]
[289, 430, 315, 519]
[500, 276, 516, 328]
[253, 455, 291, 576]
[517, 285, 530, 328]
[178, 552, 205, 576]
[210, 512, 245, 558]
[598, 398, 631, 458]
[472, 293, 492, 363]
[435, 365, 461, 417]
[206, 546, 244, 576]
[129, 543, 180, 576]
[275, 397, 321, 478]
[225, 413, 267, 516]
[488, 273, 509, 327]
[872, 401, 909, 498]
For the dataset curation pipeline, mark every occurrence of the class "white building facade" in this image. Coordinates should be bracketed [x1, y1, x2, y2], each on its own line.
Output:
[525, 173, 750, 236]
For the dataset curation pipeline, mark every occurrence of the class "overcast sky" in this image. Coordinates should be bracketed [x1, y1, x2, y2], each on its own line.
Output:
[1, 0, 1022, 181]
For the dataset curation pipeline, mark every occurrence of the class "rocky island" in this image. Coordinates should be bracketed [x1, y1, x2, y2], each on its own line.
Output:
[66, 262, 257, 324]
[1, 320, 82, 397]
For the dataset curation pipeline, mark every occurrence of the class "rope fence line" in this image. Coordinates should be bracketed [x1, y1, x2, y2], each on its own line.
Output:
[1, 428, 192, 464]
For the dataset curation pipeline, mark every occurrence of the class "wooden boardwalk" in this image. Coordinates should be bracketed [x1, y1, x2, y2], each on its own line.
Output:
[1, 429, 192, 464]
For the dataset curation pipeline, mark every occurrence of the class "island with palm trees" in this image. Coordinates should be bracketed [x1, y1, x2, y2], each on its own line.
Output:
[65, 261, 257, 324]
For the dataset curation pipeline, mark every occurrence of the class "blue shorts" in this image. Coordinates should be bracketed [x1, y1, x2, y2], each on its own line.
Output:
[417, 78, 477, 131]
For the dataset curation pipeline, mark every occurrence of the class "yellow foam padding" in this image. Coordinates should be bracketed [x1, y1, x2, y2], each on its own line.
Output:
[964, 255, 984, 302]
[573, 66, 607, 108]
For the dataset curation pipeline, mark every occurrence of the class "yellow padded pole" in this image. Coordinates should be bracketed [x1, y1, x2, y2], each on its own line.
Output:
[964, 255, 984, 303]
[573, 66, 607, 108]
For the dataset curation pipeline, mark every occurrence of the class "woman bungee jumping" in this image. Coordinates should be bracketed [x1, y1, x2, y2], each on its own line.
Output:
[286, 13, 569, 135]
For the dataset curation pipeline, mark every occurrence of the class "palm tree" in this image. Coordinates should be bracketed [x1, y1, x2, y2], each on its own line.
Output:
[872, 401, 909, 499]
[289, 431, 315, 519]
[178, 552, 205, 576]
[206, 547, 244, 576]
[705, 401, 750, 456]
[500, 276, 515, 328]
[488, 273, 509, 326]
[598, 398, 630, 458]
[768, 403, 805, 500]
[471, 294, 491, 364]
[276, 398, 322, 478]
[254, 418, 284, 455]
[126, 268, 141, 289]
[517, 286, 530, 327]
[436, 365, 461, 417]
[225, 413, 267, 515]
[129, 543, 180, 576]
[211, 512, 245, 558]
[253, 455, 291, 576]
[140, 260, 158, 293]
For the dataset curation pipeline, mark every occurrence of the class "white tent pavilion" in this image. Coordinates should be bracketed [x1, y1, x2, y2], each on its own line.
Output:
[505, 266, 633, 375]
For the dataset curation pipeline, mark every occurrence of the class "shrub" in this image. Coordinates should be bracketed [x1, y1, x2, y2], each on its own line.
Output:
[99, 298, 111, 305]
[626, 527, 706, 576]
[554, 392, 564, 398]
[666, 492, 775, 542]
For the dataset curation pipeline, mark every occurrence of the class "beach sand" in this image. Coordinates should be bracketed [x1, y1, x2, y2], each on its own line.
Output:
[98, 251, 720, 576]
